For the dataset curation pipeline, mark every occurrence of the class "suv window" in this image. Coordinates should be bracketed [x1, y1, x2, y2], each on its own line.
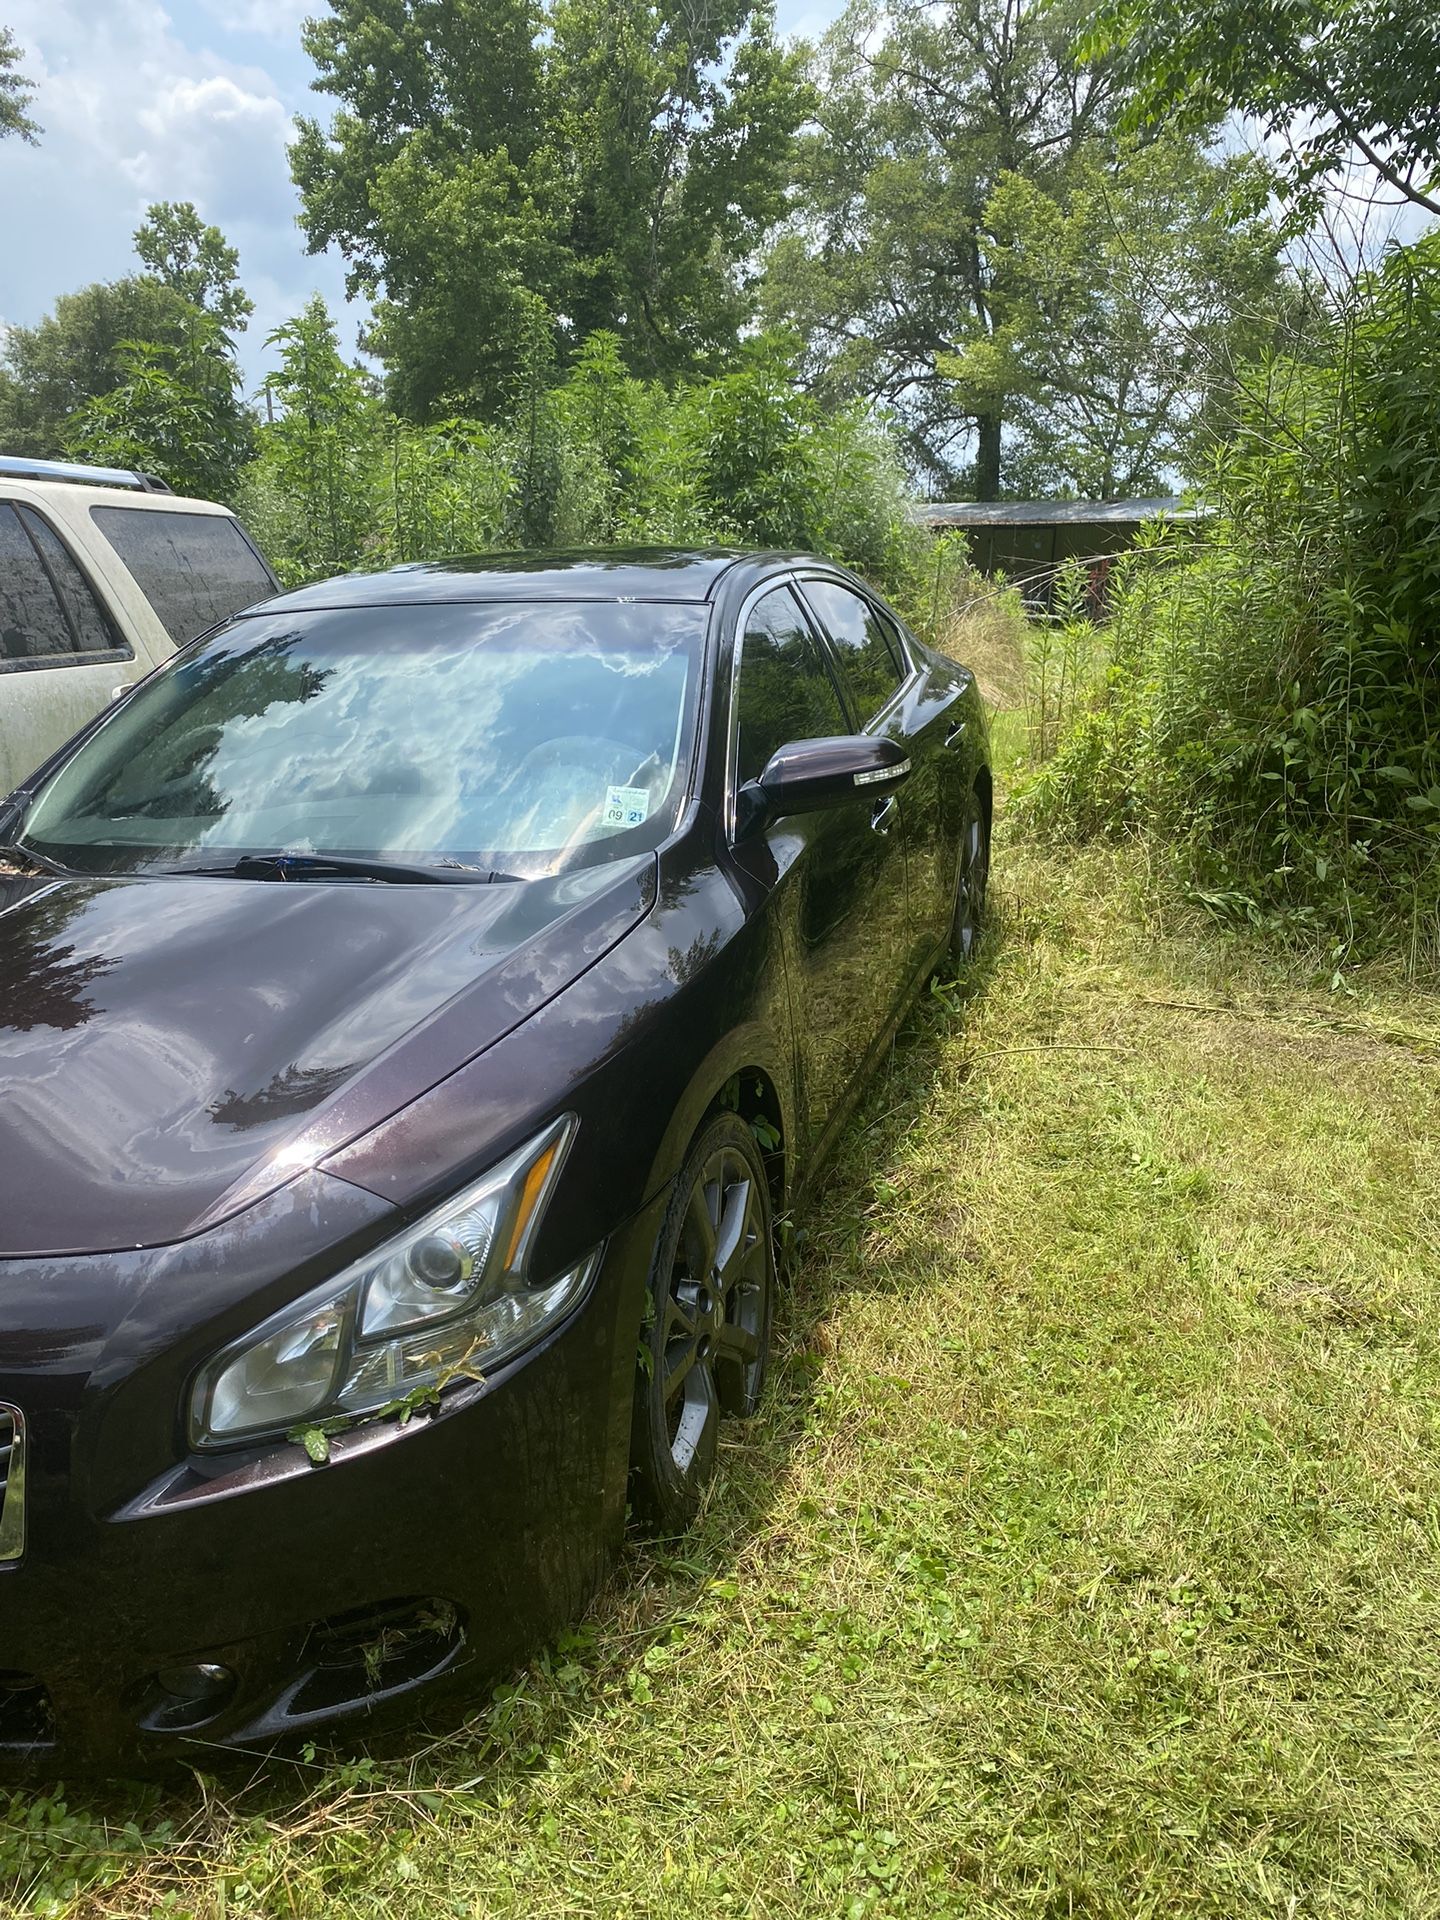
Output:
[91, 507, 276, 644]
[801, 579, 907, 725]
[0, 504, 125, 668]
[735, 586, 846, 788]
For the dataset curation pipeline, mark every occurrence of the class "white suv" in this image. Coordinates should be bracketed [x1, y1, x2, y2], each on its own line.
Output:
[0, 456, 279, 798]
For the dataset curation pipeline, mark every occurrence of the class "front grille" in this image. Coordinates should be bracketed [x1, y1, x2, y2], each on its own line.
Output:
[0, 1406, 26, 1564]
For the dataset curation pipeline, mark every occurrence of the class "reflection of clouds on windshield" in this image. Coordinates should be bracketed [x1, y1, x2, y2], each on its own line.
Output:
[198, 645, 516, 855]
[185, 601, 701, 859]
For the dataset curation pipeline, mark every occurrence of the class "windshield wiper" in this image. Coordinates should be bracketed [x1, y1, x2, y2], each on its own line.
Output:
[160, 852, 519, 885]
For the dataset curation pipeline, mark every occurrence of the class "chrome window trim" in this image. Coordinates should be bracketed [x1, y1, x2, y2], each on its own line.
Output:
[0, 1405, 27, 1566]
[0, 646, 133, 677]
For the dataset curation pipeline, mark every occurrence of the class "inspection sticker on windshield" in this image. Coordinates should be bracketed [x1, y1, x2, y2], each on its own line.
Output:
[603, 785, 651, 829]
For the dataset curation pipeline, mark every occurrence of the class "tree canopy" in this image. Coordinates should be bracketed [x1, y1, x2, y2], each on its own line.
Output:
[290, 0, 810, 418]
[759, 0, 1286, 498]
[0, 204, 254, 492]
[0, 26, 39, 143]
[134, 201, 255, 335]
[938, 138, 1290, 496]
[66, 315, 255, 500]
[9, 0, 1425, 522]
[0, 276, 200, 458]
[1087, 0, 1440, 221]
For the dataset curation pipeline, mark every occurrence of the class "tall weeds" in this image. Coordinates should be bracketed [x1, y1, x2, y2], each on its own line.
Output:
[1021, 231, 1440, 979]
[235, 307, 978, 638]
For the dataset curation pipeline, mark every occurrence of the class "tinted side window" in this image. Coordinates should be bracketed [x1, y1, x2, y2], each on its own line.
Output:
[802, 579, 906, 725]
[0, 505, 86, 666]
[735, 586, 846, 787]
[18, 508, 122, 656]
[91, 507, 276, 644]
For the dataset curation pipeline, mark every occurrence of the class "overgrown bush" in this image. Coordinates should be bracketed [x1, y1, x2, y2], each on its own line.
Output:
[234, 300, 979, 636]
[1022, 232, 1440, 977]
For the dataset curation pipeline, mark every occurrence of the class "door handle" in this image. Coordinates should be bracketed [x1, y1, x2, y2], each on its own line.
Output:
[870, 794, 898, 835]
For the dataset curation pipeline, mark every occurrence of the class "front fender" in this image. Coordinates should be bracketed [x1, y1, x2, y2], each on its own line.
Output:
[322, 833, 797, 1290]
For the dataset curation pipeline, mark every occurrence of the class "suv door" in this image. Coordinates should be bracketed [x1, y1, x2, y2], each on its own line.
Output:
[726, 581, 913, 1157]
[0, 504, 142, 798]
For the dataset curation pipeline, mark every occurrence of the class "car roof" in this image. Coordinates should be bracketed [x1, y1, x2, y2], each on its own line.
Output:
[242, 548, 828, 616]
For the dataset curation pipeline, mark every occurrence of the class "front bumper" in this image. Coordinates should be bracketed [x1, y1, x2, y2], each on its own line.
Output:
[0, 1193, 660, 1775]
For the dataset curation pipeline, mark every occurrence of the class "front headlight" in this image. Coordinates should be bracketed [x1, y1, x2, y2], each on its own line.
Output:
[190, 1116, 589, 1451]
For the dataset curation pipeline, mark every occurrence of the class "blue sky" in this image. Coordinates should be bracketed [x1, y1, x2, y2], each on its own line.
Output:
[0, 0, 841, 394]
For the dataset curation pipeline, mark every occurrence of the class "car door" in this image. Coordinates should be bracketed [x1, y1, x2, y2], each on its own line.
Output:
[726, 580, 914, 1157]
[800, 574, 972, 976]
[0, 503, 143, 799]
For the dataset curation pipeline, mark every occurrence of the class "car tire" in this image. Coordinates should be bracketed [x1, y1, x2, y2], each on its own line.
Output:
[948, 784, 991, 964]
[630, 1111, 775, 1533]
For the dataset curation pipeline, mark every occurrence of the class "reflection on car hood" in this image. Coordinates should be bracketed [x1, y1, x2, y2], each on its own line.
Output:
[0, 860, 655, 1257]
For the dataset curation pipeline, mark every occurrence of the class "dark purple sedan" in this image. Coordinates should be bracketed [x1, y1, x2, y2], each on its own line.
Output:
[0, 549, 990, 1769]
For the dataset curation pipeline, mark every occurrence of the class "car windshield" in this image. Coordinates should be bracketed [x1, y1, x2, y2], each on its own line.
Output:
[18, 599, 707, 879]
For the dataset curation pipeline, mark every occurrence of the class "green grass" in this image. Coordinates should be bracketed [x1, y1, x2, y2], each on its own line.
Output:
[7, 719, 1440, 1918]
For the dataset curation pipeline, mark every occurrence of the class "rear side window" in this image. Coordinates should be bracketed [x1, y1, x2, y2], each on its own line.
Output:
[91, 507, 276, 644]
[0, 503, 125, 669]
[22, 509, 120, 655]
[734, 586, 847, 787]
[801, 579, 907, 725]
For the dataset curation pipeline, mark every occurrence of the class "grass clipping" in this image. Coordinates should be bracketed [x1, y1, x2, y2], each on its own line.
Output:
[7, 818, 1440, 1918]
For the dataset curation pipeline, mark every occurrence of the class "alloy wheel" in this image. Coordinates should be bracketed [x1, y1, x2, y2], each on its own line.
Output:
[660, 1142, 768, 1480]
[951, 791, 991, 962]
[632, 1114, 774, 1530]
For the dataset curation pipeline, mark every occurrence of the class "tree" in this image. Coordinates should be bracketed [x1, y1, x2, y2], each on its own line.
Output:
[554, 330, 647, 541]
[0, 27, 39, 143]
[289, 0, 565, 418]
[134, 202, 254, 335]
[289, 0, 808, 416]
[938, 139, 1290, 497]
[550, 0, 810, 378]
[0, 207, 253, 464]
[65, 313, 256, 500]
[504, 293, 566, 546]
[240, 296, 384, 580]
[683, 344, 823, 547]
[0, 277, 199, 456]
[761, 0, 1132, 496]
[1087, 0, 1440, 222]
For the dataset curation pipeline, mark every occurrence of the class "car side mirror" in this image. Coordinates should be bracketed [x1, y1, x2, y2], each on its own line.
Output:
[735, 734, 912, 840]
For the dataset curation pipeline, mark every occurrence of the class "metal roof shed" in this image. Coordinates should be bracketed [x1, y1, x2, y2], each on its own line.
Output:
[920, 496, 1197, 612]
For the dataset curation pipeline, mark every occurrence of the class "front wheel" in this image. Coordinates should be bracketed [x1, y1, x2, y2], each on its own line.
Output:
[630, 1112, 775, 1533]
[948, 785, 991, 963]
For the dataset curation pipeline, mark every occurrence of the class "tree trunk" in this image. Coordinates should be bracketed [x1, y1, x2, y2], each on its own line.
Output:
[974, 412, 1002, 499]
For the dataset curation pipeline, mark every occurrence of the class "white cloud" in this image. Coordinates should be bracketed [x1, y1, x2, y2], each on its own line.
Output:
[200, 0, 314, 38]
[0, 0, 360, 394]
[126, 74, 292, 218]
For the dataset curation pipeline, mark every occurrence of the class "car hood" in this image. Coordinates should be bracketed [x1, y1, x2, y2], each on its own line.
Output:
[0, 859, 655, 1257]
